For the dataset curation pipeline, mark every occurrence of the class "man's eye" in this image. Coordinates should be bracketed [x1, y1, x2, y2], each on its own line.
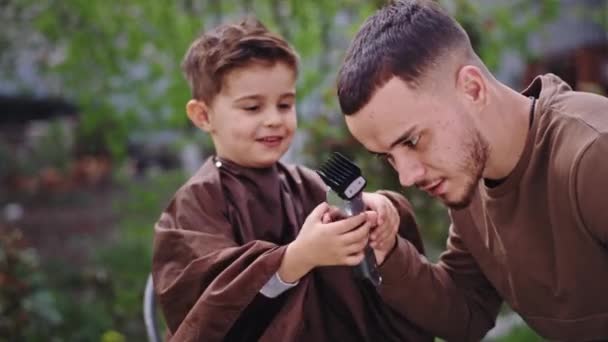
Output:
[403, 135, 420, 148]
[375, 153, 394, 166]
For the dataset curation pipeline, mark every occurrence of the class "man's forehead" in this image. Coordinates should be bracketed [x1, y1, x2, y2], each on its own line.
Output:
[344, 78, 426, 151]
[345, 109, 400, 153]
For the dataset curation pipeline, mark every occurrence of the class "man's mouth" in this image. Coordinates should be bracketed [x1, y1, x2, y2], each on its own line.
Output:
[419, 179, 445, 196]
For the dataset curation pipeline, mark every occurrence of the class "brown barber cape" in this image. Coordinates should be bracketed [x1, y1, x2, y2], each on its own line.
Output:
[153, 157, 432, 341]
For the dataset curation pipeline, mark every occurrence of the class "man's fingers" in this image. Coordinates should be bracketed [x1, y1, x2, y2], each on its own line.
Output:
[376, 205, 385, 226]
[365, 210, 379, 226]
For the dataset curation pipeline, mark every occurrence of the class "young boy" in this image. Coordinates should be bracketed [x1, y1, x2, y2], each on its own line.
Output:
[152, 18, 431, 341]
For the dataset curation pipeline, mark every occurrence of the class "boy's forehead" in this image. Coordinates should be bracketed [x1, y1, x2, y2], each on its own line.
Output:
[221, 62, 297, 97]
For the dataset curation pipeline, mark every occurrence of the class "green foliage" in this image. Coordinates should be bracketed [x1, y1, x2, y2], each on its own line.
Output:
[0, 120, 73, 181]
[87, 171, 185, 339]
[28, 170, 185, 340]
[4, 0, 384, 162]
[1, 0, 566, 339]
[467, 0, 561, 67]
[0, 228, 62, 341]
[495, 326, 544, 342]
[100, 330, 126, 342]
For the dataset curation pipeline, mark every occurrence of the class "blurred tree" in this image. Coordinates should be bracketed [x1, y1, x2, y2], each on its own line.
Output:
[0, 0, 378, 160]
[0, 0, 561, 340]
[0, 227, 61, 340]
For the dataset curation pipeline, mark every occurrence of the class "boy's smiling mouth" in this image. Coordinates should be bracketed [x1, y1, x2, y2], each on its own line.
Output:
[257, 135, 284, 147]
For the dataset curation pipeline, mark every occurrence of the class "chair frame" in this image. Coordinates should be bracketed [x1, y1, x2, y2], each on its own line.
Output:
[143, 273, 161, 342]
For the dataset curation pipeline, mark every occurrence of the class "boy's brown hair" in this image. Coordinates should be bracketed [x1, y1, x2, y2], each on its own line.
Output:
[182, 18, 299, 103]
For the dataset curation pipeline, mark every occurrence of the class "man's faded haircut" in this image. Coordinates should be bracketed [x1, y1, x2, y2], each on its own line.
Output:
[337, 0, 473, 115]
[182, 17, 299, 103]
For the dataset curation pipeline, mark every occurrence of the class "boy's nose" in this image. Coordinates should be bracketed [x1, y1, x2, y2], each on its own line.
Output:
[263, 110, 282, 126]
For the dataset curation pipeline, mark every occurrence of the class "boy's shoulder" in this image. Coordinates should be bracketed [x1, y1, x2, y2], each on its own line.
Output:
[278, 161, 324, 187]
[170, 159, 325, 205]
[173, 156, 224, 204]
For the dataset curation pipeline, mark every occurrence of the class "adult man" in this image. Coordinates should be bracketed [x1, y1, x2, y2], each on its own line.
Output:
[337, 0, 608, 340]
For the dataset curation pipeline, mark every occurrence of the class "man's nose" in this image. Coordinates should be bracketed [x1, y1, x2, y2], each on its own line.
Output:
[395, 156, 425, 188]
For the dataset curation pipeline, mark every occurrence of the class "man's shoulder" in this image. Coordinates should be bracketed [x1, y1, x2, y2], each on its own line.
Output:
[542, 86, 608, 135]
[536, 92, 605, 166]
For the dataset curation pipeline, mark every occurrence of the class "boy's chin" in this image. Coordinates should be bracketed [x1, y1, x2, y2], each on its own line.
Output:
[248, 156, 283, 168]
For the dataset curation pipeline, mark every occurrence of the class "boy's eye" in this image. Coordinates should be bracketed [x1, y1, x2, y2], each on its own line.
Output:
[243, 105, 259, 112]
[278, 103, 293, 110]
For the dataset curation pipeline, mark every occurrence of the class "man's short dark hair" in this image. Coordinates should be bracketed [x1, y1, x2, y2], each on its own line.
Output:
[337, 0, 471, 115]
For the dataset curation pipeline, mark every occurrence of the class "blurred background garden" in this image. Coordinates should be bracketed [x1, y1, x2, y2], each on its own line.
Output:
[0, 0, 606, 341]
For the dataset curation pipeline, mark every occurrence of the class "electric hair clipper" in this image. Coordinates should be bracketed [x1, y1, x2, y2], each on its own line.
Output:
[317, 152, 382, 287]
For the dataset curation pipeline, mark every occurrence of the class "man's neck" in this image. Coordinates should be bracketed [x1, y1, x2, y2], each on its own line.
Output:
[481, 83, 534, 181]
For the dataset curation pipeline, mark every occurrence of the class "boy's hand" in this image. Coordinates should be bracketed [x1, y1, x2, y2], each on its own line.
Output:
[362, 193, 400, 264]
[279, 203, 375, 282]
[298, 202, 375, 266]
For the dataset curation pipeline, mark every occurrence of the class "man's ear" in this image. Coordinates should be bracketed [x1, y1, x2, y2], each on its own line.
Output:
[455, 65, 487, 107]
[186, 100, 213, 132]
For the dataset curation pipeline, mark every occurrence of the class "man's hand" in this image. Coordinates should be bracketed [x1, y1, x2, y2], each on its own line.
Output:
[362, 192, 400, 264]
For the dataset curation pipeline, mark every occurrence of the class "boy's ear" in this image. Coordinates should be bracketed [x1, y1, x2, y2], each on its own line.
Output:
[186, 100, 213, 132]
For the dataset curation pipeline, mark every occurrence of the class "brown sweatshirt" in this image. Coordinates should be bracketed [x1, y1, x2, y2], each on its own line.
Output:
[152, 157, 432, 341]
[378, 74, 608, 341]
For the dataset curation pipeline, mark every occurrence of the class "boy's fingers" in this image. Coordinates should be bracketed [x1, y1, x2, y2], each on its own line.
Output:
[345, 238, 368, 255]
[341, 220, 372, 244]
[308, 202, 329, 221]
[327, 212, 367, 234]
[327, 206, 345, 221]
[322, 212, 332, 224]
[344, 252, 365, 266]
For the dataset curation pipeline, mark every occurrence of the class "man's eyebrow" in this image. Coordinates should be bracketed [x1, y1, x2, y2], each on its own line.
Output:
[366, 126, 416, 157]
[368, 150, 386, 158]
[389, 126, 416, 149]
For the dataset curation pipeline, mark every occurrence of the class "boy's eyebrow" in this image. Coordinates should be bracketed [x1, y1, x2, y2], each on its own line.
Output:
[234, 94, 263, 102]
[234, 92, 295, 102]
